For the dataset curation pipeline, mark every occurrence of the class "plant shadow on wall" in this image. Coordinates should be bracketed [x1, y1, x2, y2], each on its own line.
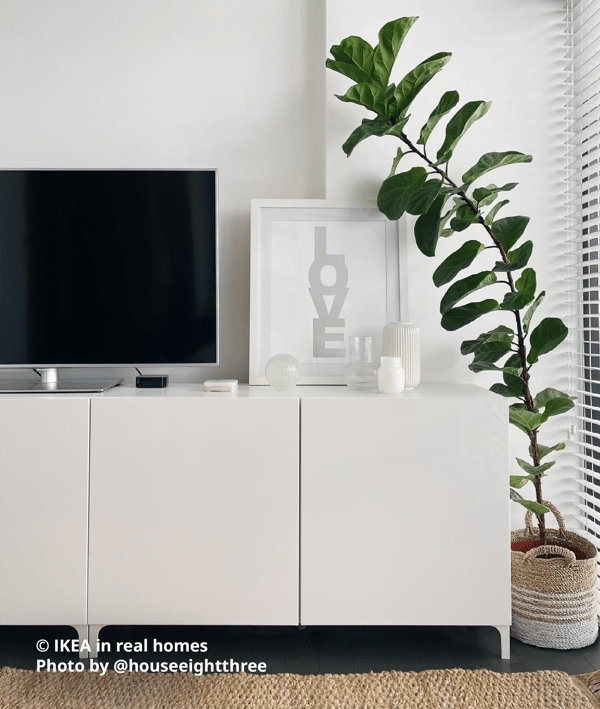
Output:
[327, 17, 599, 650]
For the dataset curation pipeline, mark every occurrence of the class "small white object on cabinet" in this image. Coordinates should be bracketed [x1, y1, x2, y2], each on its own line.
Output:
[203, 379, 239, 392]
[377, 356, 405, 394]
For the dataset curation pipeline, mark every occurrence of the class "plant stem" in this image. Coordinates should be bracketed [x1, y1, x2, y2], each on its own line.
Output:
[397, 132, 547, 545]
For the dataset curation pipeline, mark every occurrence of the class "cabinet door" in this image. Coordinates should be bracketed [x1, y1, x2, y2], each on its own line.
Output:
[88, 396, 299, 625]
[0, 397, 89, 624]
[301, 394, 510, 626]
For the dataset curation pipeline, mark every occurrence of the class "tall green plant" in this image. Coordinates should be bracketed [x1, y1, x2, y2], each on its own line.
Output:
[327, 16, 574, 545]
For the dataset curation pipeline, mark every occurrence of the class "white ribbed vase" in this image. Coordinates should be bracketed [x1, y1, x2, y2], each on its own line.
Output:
[382, 322, 420, 389]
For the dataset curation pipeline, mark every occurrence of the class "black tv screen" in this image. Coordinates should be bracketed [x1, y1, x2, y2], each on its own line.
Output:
[0, 169, 218, 367]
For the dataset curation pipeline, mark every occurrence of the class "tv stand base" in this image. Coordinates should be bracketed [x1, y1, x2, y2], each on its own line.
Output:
[0, 378, 123, 393]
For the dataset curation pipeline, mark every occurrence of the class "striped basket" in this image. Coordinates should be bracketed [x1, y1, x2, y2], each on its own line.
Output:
[511, 501, 599, 650]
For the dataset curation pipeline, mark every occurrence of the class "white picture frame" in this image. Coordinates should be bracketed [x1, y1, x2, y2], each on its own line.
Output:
[249, 199, 408, 385]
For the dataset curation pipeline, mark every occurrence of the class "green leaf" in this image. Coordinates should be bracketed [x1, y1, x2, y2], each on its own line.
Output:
[440, 271, 497, 314]
[469, 345, 513, 372]
[490, 383, 519, 398]
[449, 204, 479, 232]
[473, 187, 497, 207]
[533, 387, 575, 409]
[342, 125, 373, 157]
[418, 90, 460, 145]
[509, 490, 550, 515]
[436, 100, 492, 164]
[491, 216, 530, 252]
[498, 182, 518, 192]
[505, 352, 523, 368]
[440, 299, 499, 331]
[377, 167, 428, 220]
[533, 387, 577, 421]
[327, 36, 376, 86]
[336, 83, 388, 117]
[496, 372, 523, 398]
[516, 457, 555, 476]
[341, 114, 410, 158]
[484, 199, 510, 225]
[509, 407, 544, 433]
[493, 240, 533, 272]
[530, 442, 566, 460]
[460, 325, 514, 355]
[394, 52, 452, 118]
[502, 354, 525, 398]
[432, 240, 485, 287]
[476, 328, 514, 348]
[473, 186, 493, 202]
[499, 268, 536, 311]
[523, 291, 545, 334]
[506, 240, 534, 270]
[516, 268, 537, 296]
[469, 361, 504, 373]
[499, 291, 535, 311]
[407, 179, 443, 216]
[462, 151, 533, 186]
[439, 203, 459, 229]
[414, 193, 448, 257]
[342, 117, 390, 156]
[372, 17, 419, 88]
[383, 115, 410, 139]
[465, 328, 514, 373]
[541, 397, 576, 421]
[474, 183, 517, 208]
[527, 317, 568, 364]
[510, 474, 536, 489]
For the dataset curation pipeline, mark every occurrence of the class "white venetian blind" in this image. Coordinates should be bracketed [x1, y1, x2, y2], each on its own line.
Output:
[567, 0, 600, 574]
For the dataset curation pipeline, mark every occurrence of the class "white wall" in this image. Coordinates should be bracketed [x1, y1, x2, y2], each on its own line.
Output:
[326, 0, 573, 526]
[0, 0, 326, 383]
[0, 0, 573, 524]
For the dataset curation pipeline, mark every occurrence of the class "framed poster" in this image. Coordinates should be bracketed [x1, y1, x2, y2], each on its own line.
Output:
[249, 199, 407, 384]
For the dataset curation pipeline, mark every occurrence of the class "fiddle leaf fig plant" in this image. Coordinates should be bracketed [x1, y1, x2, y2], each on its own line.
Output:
[327, 16, 574, 546]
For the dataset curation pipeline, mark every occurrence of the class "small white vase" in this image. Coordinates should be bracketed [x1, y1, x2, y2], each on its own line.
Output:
[382, 322, 420, 389]
[378, 356, 405, 394]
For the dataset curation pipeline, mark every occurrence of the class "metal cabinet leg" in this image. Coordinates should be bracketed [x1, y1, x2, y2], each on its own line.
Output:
[72, 625, 89, 659]
[88, 625, 104, 659]
[494, 625, 511, 659]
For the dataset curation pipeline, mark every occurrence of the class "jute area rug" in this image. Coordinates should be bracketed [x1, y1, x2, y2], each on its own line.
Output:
[1, 666, 600, 709]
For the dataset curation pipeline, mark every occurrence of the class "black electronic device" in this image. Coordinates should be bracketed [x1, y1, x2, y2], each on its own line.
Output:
[136, 375, 169, 388]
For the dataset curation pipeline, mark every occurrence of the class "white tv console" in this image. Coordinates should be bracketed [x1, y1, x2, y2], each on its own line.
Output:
[0, 383, 511, 659]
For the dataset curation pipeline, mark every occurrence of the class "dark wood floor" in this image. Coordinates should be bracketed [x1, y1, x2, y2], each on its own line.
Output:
[0, 624, 599, 676]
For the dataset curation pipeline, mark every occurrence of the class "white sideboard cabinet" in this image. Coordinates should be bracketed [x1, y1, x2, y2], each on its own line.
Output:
[0, 383, 511, 658]
[300, 386, 510, 629]
[0, 396, 90, 625]
[88, 392, 300, 626]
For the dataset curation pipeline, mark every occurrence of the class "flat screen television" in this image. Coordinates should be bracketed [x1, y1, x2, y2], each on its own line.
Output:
[0, 169, 218, 392]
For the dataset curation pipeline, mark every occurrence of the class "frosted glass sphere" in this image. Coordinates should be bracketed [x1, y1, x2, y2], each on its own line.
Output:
[265, 354, 302, 391]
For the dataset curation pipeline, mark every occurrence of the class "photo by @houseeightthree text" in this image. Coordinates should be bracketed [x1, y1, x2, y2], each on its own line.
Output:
[35, 637, 268, 676]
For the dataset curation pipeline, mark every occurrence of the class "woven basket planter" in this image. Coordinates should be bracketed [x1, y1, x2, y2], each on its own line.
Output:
[511, 500, 598, 650]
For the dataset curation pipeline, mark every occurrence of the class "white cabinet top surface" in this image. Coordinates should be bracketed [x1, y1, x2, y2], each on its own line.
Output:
[93, 381, 500, 401]
[0, 381, 502, 401]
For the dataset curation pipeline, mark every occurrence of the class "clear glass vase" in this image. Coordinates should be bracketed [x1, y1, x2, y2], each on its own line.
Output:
[344, 336, 378, 391]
